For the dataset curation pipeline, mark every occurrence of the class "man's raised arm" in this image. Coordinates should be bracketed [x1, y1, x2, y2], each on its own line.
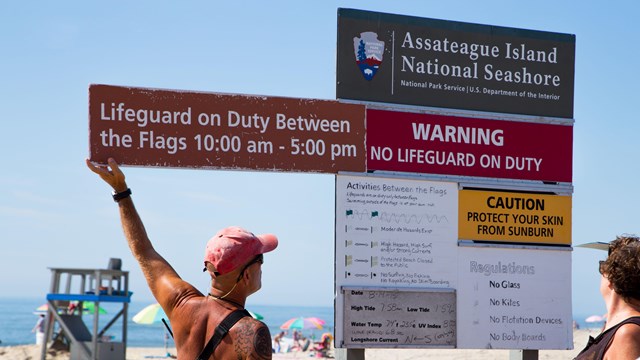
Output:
[85, 158, 197, 312]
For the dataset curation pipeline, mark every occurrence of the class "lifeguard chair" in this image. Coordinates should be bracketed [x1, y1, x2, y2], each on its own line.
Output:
[41, 258, 131, 360]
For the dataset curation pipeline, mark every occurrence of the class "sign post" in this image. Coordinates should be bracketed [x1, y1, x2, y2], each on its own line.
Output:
[334, 8, 576, 359]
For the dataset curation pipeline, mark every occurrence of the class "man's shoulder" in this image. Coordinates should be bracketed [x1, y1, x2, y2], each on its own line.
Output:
[229, 317, 272, 359]
[233, 317, 271, 340]
[172, 305, 272, 360]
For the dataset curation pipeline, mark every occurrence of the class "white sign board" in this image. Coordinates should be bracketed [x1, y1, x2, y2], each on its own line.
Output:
[335, 175, 458, 347]
[457, 246, 573, 349]
[334, 175, 573, 350]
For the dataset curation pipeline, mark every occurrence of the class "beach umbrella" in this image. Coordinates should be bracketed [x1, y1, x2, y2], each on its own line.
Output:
[33, 304, 49, 315]
[37, 302, 107, 315]
[133, 303, 174, 357]
[280, 317, 323, 330]
[133, 303, 167, 324]
[585, 314, 605, 323]
[306, 317, 326, 325]
[248, 310, 264, 320]
[74, 301, 107, 315]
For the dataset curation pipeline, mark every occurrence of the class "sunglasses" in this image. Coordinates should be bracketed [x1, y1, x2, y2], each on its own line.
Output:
[204, 254, 264, 277]
[236, 254, 264, 281]
[242, 254, 264, 272]
[599, 260, 605, 274]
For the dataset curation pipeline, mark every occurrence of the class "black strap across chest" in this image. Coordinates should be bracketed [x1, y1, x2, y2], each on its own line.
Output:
[575, 316, 640, 360]
[197, 309, 250, 360]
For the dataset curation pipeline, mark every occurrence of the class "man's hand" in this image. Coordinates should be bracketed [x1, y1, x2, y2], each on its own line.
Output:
[86, 158, 128, 192]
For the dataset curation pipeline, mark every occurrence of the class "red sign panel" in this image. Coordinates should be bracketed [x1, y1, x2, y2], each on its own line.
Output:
[367, 109, 572, 182]
[89, 85, 366, 173]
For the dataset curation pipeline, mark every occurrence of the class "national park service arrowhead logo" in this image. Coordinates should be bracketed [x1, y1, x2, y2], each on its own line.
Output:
[353, 32, 384, 81]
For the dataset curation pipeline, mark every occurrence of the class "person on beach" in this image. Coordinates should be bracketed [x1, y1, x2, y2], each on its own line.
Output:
[575, 235, 640, 360]
[292, 329, 302, 350]
[32, 314, 45, 345]
[272, 331, 285, 353]
[87, 158, 277, 360]
[312, 333, 333, 358]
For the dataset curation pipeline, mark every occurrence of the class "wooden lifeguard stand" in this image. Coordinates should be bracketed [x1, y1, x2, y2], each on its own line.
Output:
[41, 259, 131, 360]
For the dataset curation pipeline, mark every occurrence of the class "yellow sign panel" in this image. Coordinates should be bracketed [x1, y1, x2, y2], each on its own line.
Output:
[459, 190, 572, 245]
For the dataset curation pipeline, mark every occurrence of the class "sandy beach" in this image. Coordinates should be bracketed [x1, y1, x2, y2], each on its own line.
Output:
[0, 328, 597, 359]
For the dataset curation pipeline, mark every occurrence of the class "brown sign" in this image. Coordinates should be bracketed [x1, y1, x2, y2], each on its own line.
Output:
[88, 85, 366, 173]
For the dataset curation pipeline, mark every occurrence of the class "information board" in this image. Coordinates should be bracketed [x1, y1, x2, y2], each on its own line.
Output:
[88, 84, 366, 173]
[457, 246, 572, 349]
[337, 8, 576, 118]
[335, 175, 459, 289]
[342, 286, 456, 348]
[335, 175, 459, 348]
[335, 175, 573, 350]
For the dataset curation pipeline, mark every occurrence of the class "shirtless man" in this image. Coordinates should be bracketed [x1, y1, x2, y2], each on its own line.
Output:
[87, 158, 276, 359]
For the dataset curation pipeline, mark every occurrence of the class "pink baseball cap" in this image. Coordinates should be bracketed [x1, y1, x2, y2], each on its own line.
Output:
[204, 226, 278, 275]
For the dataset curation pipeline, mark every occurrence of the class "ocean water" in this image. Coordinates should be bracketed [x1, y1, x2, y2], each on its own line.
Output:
[0, 298, 599, 348]
[0, 298, 334, 347]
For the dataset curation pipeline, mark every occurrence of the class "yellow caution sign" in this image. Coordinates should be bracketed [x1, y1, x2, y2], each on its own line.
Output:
[459, 190, 571, 245]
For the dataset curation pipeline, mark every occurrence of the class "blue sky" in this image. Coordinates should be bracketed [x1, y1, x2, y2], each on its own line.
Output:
[1, 1, 638, 321]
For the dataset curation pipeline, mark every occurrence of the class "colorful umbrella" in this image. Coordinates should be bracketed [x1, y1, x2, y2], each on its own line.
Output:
[248, 310, 264, 320]
[306, 317, 326, 325]
[33, 304, 49, 315]
[280, 317, 324, 330]
[585, 314, 605, 323]
[73, 301, 107, 315]
[37, 302, 107, 315]
[133, 303, 167, 324]
[132, 303, 174, 357]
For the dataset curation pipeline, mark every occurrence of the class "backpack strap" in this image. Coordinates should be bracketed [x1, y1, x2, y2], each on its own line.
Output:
[197, 309, 251, 360]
